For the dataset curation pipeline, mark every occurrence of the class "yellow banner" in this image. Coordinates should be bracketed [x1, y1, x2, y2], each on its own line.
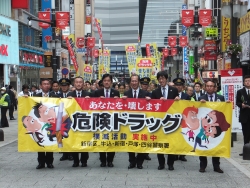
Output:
[150, 43, 160, 83]
[83, 64, 93, 81]
[98, 49, 110, 79]
[240, 11, 250, 34]
[18, 97, 232, 157]
[221, 16, 231, 52]
[125, 45, 137, 76]
[136, 58, 154, 78]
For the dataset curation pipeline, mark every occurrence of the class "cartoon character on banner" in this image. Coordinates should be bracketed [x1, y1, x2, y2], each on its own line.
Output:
[181, 107, 230, 152]
[22, 102, 72, 148]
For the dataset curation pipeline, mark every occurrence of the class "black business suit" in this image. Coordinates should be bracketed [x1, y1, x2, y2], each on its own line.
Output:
[151, 85, 179, 168]
[33, 92, 59, 166]
[124, 89, 149, 167]
[236, 87, 250, 144]
[68, 90, 92, 165]
[198, 93, 225, 170]
[193, 91, 204, 101]
[94, 88, 120, 165]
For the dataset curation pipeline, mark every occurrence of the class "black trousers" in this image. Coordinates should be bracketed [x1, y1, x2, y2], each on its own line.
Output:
[0, 108, 9, 127]
[199, 156, 220, 169]
[157, 154, 176, 166]
[38, 152, 53, 165]
[99, 152, 115, 163]
[241, 122, 250, 145]
[128, 152, 145, 166]
[8, 104, 14, 118]
[62, 152, 72, 158]
[72, 152, 89, 164]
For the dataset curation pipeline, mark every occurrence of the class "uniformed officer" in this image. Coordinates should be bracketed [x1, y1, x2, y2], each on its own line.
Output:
[140, 77, 152, 160]
[58, 78, 74, 161]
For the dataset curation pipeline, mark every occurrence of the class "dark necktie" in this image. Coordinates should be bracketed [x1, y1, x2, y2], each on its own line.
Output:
[106, 90, 109, 98]
[77, 92, 81, 98]
[134, 90, 137, 98]
[248, 90, 250, 98]
[209, 95, 213, 102]
[162, 88, 166, 98]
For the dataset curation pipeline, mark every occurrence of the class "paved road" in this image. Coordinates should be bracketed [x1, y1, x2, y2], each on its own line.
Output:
[1, 111, 250, 188]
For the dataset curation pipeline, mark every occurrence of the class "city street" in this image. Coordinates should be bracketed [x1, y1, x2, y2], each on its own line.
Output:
[1, 111, 250, 188]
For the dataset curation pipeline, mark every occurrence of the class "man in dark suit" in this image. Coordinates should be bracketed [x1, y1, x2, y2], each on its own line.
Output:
[193, 82, 204, 101]
[198, 80, 226, 174]
[67, 76, 91, 167]
[57, 78, 74, 161]
[140, 77, 152, 160]
[123, 74, 150, 169]
[173, 78, 190, 162]
[50, 81, 61, 96]
[33, 78, 59, 169]
[236, 75, 250, 155]
[94, 74, 120, 167]
[151, 71, 179, 171]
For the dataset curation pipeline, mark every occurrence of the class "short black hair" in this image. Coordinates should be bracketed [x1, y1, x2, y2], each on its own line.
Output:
[102, 73, 112, 82]
[194, 82, 202, 87]
[22, 84, 29, 91]
[74, 76, 84, 82]
[130, 74, 140, 82]
[31, 85, 37, 89]
[52, 81, 59, 86]
[214, 126, 222, 138]
[205, 79, 216, 87]
[244, 75, 250, 81]
[40, 79, 51, 85]
[33, 102, 43, 118]
[9, 85, 13, 89]
[118, 83, 125, 88]
[156, 71, 168, 80]
[85, 81, 91, 85]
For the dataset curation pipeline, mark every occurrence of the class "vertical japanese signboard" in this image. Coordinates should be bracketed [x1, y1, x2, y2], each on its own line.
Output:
[136, 58, 154, 78]
[83, 64, 93, 81]
[221, 69, 243, 132]
[150, 43, 160, 83]
[125, 45, 137, 76]
[221, 16, 231, 52]
[182, 4, 189, 79]
[98, 49, 110, 79]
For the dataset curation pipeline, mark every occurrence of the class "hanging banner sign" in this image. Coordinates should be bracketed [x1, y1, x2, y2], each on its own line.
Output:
[146, 44, 151, 57]
[181, 10, 194, 27]
[162, 48, 169, 57]
[66, 37, 78, 72]
[55, 12, 70, 29]
[171, 48, 178, 56]
[18, 97, 232, 158]
[221, 69, 243, 132]
[87, 37, 95, 48]
[179, 36, 188, 47]
[168, 36, 177, 47]
[38, 12, 51, 29]
[94, 49, 99, 57]
[199, 9, 212, 26]
[83, 64, 93, 81]
[76, 37, 85, 48]
[204, 40, 217, 51]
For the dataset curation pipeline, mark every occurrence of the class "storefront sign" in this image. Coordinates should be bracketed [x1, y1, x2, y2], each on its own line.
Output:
[221, 17, 231, 52]
[202, 71, 218, 78]
[204, 51, 217, 60]
[240, 11, 250, 34]
[44, 55, 52, 67]
[0, 15, 18, 65]
[239, 31, 250, 62]
[39, 67, 53, 78]
[204, 40, 216, 51]
[204, 28, 218, 37]
[221, 69, 243, 132]
[0, 44, 8, 56]
[19, 50, 43, 64]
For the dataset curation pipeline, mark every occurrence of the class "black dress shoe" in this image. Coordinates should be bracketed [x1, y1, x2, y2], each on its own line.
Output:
[199, 168, 205, 173]
[239, 153, 243, 156]
[60, 156, 68, 161]
[137, 165, 143, 169]
[36, 164, 45, 169]
[168, 165, 174, 171]
[10, 118, 16, 120]
[47, 164, 54, 168]
[107, 162, 114, 167]
[100, 162, 106, 167]
[81, 163, 87, 167]
[68, 155, 74, 161]
[128, 163, 136, 169]
[179, 156, 187, 162]
[145, 156, 151, 160]
[72, 163, 79, 167]
[214, 168, 224, 173]
[158, 165, 165, 170]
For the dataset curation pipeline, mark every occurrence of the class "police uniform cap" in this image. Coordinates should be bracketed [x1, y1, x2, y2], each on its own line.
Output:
[59, 78, 71, 86]
[173, 78, 185, 86]
[140, 77, 151, 85]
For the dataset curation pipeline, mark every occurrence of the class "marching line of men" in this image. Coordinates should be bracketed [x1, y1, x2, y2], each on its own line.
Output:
[19, 71, 242, 174]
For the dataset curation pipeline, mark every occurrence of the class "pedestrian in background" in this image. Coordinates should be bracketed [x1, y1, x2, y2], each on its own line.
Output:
[0, 87, 10, 128]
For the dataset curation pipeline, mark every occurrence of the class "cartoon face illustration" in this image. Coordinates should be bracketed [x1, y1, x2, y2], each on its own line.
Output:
[22, 116, 42, 133]
[33, 103, 56, 123]
[201, 111, 219, 132]
[182, 107, 199, 130]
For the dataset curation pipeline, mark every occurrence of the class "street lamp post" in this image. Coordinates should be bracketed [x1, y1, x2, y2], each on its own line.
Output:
[221, 0, 248, 68]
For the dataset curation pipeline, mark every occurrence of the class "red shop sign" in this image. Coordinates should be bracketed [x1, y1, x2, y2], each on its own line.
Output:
[204, 51, 217, 60]
[199, 9, 212, 27]
[204, 40, 217, 51]
[181, 10, 194, 27]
